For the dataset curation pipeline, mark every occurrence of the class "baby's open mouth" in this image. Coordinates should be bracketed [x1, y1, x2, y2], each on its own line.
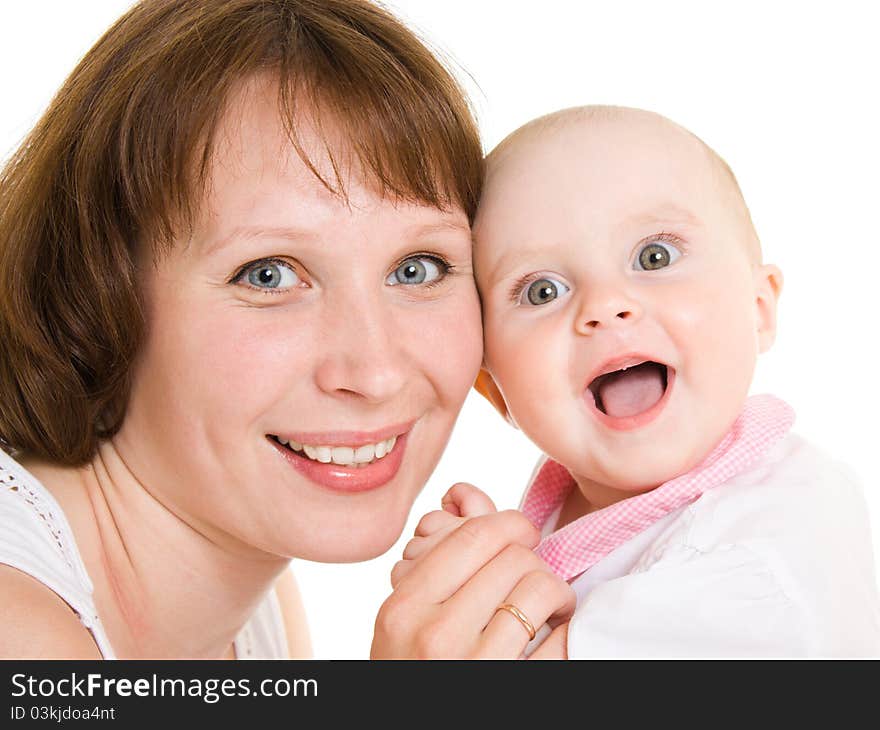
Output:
[588, 361, 669, 419]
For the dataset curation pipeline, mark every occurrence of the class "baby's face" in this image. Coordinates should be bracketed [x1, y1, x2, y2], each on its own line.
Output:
[474, 112, 781, 495]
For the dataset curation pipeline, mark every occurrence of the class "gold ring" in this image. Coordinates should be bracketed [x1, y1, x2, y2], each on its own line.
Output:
[495, 603, 536, 641]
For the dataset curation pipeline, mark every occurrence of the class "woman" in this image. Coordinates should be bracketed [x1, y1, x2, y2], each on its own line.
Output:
[0, 0, 567, 659]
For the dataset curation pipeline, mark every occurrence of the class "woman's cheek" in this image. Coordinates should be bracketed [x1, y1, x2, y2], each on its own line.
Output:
[177, 308, 311, 409]
[416, 289, 483, 401]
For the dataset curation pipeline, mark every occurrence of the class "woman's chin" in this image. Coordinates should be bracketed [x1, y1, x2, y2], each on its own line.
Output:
[297, 541, 400, 565]
[284, 521, 408, 564]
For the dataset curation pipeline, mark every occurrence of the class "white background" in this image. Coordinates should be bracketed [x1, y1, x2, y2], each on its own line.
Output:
[1, 1, 877, 659]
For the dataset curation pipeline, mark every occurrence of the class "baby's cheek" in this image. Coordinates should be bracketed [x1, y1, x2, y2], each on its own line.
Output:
[673, 283, 758, 411]
[481, 306, 509, 356]
[490, 325, 568, 432]
[665, 279, 728, 330]
[486, 312, 535, 364]
[667, 276, 753, 343]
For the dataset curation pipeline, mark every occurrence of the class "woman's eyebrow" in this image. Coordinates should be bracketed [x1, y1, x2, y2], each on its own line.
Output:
[404, 220, 471, 239]
[201, 225, 318, 256]
[202, 220, 470, 256]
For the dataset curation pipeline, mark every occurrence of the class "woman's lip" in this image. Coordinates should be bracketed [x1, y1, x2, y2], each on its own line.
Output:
[271, 420, 414, 448]
[269, 431, 408, 493]
[584, 367, 676, 431]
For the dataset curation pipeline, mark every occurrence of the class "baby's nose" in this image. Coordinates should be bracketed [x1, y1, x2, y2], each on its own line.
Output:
[574, 292, 643, 334]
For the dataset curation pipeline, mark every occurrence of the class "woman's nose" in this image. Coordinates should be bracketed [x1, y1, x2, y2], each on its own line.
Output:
[573, 287, 644, 335]
[313, 296, 409, 403]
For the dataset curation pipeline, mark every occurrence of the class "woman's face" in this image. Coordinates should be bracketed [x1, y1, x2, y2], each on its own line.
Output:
[117, 77, 482, 562]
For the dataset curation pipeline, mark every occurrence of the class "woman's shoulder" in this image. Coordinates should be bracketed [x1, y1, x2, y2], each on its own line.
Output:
[0, 564, 101, 658]
[0, 450, 96, 598]
[0, 449, 108, 658]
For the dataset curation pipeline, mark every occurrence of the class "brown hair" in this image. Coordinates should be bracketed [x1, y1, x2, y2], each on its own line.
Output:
[0, 0, 483, 465]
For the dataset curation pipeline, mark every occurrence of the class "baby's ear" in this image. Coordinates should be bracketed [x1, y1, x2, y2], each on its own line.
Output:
[755, 264, 783, 353]
[474, 369, 516, 427]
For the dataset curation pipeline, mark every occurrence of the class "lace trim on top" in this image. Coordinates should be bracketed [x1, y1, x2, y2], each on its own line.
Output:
[1, 456, 88, 584]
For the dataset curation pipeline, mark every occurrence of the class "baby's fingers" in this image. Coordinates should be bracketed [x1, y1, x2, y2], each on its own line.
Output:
[414, 509, 462, 538]
[390, 514, 465, 586]
[393, 511, 465, 587]
[441, 482, 497, 518]
[403, 534, 442, 562]
[403, 513, 465, 563]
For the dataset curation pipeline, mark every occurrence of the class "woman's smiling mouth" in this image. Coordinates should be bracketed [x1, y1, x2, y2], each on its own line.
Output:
[267, 423, 412, 493]
[270, 434, 397, 468]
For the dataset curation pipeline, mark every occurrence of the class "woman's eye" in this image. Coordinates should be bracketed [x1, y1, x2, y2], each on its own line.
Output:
[521, 277, 570, 306]
[238, 260, 301, 290]
[386, 257, 445, 286]
[634, 240, 682, 271]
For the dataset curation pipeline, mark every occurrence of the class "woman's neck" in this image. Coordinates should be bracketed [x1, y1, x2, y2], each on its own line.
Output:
[22, 440, 289, 658]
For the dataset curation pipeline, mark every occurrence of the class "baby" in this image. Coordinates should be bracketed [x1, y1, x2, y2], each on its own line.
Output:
[408, 106, 880, 657]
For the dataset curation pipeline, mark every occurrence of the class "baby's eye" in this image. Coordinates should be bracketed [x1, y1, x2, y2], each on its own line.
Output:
[235, 259, 303, 291]
[633, 240, 683, 271]
[385, 256, 447, 286]
[521, 277, 570, 306]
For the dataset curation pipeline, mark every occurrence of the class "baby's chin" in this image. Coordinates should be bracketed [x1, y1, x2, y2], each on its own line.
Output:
[569, 447, 708, 498]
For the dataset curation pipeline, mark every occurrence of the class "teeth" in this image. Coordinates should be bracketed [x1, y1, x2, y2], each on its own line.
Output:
[331, 446, 355, 465]
[277, 435, 398, 466]
[353, 444, 375, 463]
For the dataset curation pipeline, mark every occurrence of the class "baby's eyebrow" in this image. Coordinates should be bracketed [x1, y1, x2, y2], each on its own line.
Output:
[479, 246, 554, 286]
[625, 204, 703, 228]
[478, 204, 704, 286]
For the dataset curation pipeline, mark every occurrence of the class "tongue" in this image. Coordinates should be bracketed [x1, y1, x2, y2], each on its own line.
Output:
[596, 363, 665, 418]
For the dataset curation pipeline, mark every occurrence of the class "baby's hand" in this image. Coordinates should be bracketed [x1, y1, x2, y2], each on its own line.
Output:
[439, 482, 498, 519]
[392, 483, 497, 587]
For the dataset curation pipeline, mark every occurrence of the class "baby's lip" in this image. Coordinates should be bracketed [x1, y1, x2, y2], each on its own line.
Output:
[584, 353, 669, 389]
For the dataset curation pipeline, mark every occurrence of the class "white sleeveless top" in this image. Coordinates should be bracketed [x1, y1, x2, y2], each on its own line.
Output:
[0, 448, 288, 659]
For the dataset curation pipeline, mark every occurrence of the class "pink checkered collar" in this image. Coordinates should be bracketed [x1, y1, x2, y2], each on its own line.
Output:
[521, 394, 795, 581]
